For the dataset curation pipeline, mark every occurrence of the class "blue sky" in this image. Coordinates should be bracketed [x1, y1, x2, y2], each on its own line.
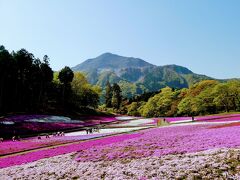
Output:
[0, 0, 240, 79]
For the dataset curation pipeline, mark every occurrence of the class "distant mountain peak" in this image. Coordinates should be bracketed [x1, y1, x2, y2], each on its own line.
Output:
[100, 52, 115, 56]
[97, 52, 115, 58]
[72, 53, 154, 72]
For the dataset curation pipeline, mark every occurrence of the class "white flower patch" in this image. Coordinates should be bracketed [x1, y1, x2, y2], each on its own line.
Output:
[114, 119, 155, 126]
[1, 148, 239, 179]
[0, 121, 15, 125]
[115, 116, 137, 121]
[65, 127, 148, 136]
[169, 119, 193, 124]
[25, 116, 84, 123]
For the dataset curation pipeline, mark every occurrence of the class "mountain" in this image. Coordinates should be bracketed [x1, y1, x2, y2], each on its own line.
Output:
[72, 53, 154, 73]
[72, 53, 213, 97]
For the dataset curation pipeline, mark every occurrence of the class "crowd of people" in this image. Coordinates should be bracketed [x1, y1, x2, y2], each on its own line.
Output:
[12, 136, 21, 141]
[0, 135, 22, 142]
[86, 127, 100, 134]
[37, 131, 65, 140]
[0, 131, 67, 143]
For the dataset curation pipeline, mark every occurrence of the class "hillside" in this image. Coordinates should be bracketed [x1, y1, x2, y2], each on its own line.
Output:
[72, 53, 213, 97]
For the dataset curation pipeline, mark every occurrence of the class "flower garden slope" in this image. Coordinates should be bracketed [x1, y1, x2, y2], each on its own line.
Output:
[75, 124, 240, 162]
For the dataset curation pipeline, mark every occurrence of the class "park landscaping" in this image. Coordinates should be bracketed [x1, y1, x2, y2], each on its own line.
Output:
[0, 114, 240, 179]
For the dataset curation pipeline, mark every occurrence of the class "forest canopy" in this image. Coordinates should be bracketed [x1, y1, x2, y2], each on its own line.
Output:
[125, 80, 240, 117]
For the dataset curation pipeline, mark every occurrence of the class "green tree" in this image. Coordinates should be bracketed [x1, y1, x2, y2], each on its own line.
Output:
[177, 97, 193, 116]
[141, 87, 179, 117]
[0, 46, 17, 113]
[127, 102, 141, 116]
[58, 66, 74, 107]
[226, 80, 240, 111]
[112, 83, 122, 109]
[105, 81, 112, 107]
[13, 49, 35, 110]
[212, 83, 232, 112]
[38, 55, 53, 108]
[58, 66, 74, 85]
[71, 72, 100, 108]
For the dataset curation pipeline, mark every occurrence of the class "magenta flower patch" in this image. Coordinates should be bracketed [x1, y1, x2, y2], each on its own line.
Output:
[0, 133, 141, 168]
[74, 124, 240, 162]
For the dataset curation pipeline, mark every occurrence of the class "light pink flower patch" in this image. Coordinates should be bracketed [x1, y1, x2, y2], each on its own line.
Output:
[0, 133, 141, 168]
[74, 124, 240, 162]
[164, 114, 240, 123]
[0, 134, 108, 156]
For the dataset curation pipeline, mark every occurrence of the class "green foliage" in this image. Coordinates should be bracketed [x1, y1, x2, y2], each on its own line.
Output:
[112, 83, 122, 109]
[124, 79, 240, 118]
[212, 83, 232, 112]
[0, 46, 54, 113]
[71, 72, 100, 108]
[102, 82, 123, 111]
[58, 66, 74, 85]
[0, 45, 100, 115]
[177, 80, 219, 115]
[177, 97, 192, 116]
[127, 102, 140, 116]
[140, 87, 180, 117]
[105, 81, 112, 108]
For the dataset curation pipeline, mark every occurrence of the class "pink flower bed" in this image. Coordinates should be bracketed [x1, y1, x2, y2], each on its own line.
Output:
[164, 114, 240, 123]
[0, 134, 109, 156]
[209, 122, 240, 129]
[196, 116, 240, 122]
[74, 124, 240, 162]
[0, 133, 140, 168]
[77, 116, 117, 124]
[1, 114, 240, 169]
[195, 114, 240, 121]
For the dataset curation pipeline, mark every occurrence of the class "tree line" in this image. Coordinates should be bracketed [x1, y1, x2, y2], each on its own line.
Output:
[2, 45, 239, 118]
[0, 45, 100, 115]
[124, 80, 240, 117]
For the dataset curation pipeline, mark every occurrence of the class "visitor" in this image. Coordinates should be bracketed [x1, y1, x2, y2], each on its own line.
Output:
[0, 137, 3, 142]
[97, 126, 100, 133]
[38, 135, 41, 140]
[45, 134, 50, 139]
[192, 116, 194, 121]
[60, 132, 65, 136]
[12, 136, 16, 142]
